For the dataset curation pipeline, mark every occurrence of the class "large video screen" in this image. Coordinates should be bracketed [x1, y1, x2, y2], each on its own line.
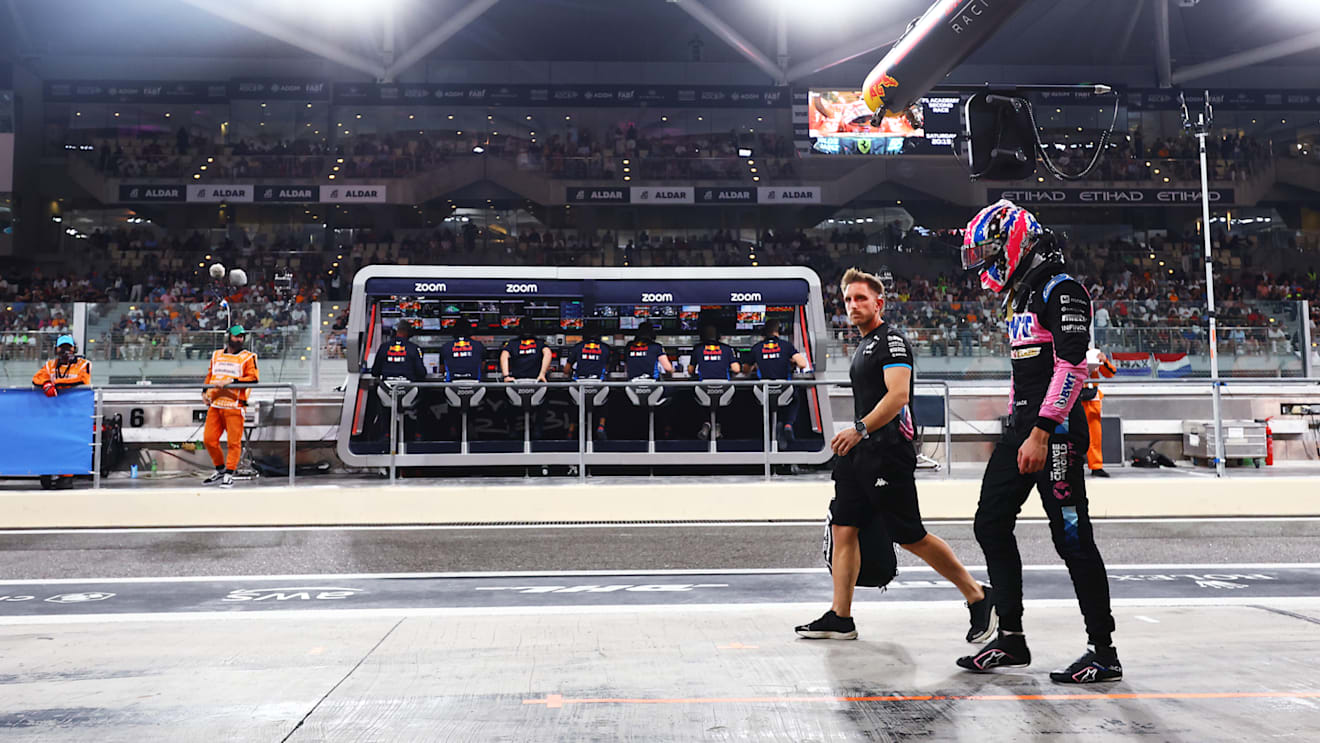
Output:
[806, 90, 959, 156]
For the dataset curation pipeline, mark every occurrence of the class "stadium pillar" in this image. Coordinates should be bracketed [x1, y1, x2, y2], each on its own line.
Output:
[1304, 301, 1314, 379]
[1153, 0, 1172, 88]
[9, 63, 43, 260]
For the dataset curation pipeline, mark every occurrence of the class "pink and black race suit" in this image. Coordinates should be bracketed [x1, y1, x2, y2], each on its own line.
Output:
[1005, 263, 1092, 439]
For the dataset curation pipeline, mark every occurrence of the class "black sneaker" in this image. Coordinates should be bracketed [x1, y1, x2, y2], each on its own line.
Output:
[956, 632, 1031, 672]
[794, 610, 857, 640]
[1091, 468, 1111, 478]
[965, 584, 998, 643]
[201, 470, 225, 485]
[219, 472, 235, 489]
[1050, 648, 1123, 684]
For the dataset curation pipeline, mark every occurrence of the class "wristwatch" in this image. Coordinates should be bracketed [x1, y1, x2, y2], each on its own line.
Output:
[853, 419, 869, 439]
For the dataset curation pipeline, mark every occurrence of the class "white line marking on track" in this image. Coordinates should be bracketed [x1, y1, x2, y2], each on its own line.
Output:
[1, 516, 1317, 535]
[1, 597, 1319, 626]
[0, 563, 1316, 586]
[1133, 615, 1161, 624]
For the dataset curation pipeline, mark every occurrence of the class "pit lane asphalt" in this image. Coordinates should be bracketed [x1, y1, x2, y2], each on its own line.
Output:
[0, 518, 1316, 580]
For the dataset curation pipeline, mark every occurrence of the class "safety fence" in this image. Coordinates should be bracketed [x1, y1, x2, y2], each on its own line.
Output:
[90, 383, 298, 488]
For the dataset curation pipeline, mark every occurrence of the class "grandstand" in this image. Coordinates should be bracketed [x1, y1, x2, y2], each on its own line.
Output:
[2, 1, 1320, 740]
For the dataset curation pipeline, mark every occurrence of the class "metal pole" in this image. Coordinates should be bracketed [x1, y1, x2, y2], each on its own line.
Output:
[1197, 125, 1226, 477]
[577, 381, 586, 481]
[1302, 300, 1313, 379]
[762, 380, 772, 480]
[309, 301, 322, 392]
[288, 384, 297, 488]
[942, 382, 952, 479]
[92, 388, 103, 489]
[389, 384, 398, 485]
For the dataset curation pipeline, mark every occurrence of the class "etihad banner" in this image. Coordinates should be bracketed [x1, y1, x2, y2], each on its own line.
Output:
[187, 184, 254, 203]
[987, 188, 1235, 206]
[319, 185, 387, 203]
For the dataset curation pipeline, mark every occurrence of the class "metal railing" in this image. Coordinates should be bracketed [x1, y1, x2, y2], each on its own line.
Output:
[379, 377, 953, 482]
[90, 383, 299, 489]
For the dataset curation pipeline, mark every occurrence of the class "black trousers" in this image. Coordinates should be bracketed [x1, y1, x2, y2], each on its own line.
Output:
[974, 428, 1115, 647]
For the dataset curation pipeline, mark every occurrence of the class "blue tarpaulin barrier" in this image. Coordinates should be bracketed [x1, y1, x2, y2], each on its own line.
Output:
[0, 388, 94, 476]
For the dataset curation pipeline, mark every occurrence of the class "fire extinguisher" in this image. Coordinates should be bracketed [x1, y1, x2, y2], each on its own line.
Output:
[1264, 416, 1275, 466]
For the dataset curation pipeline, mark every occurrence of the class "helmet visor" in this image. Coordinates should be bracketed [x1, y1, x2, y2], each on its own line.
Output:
[961, 237, 1001, 272]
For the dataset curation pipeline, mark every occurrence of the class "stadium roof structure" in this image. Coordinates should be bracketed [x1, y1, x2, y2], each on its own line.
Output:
[3, 0, 1320, 87]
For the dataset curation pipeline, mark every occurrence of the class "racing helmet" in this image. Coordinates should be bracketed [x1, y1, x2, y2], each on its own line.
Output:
[961, 199, 1043, 293]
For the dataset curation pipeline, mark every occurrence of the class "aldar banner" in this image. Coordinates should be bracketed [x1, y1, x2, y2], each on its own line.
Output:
[255, 185, 319, 203]
[187, 184, 254, 203]
[319, 185, 387, 203]
[758, 186, 821, 204]
[631, 187, 693, 205]
[117, 184, 185, 202]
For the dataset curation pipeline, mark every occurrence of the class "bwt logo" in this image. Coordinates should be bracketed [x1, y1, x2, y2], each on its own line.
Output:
[506, 283, 538, 293]
[1008, 314, 1037, 342]
[641, 292, 673, 302]
[730, 292, 762, 302]
[413, 282, 447, 292]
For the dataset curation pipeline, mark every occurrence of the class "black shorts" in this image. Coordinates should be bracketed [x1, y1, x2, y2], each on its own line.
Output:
[829, 449, 927, 545]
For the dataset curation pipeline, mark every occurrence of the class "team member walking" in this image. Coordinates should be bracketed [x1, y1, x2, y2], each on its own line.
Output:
[796, 268, 995, 642]
[957, 200, 1121, 684]
[201, 325, 259, 489]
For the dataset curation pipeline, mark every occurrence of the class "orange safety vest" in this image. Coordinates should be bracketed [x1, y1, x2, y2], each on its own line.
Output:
[204, 348, 259, 409]
[33, 357, 93, 389]
[1086, 350, 1117, 402]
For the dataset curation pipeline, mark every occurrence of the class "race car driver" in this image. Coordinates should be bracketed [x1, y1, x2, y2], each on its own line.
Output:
[956, 200, 1121, 685]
